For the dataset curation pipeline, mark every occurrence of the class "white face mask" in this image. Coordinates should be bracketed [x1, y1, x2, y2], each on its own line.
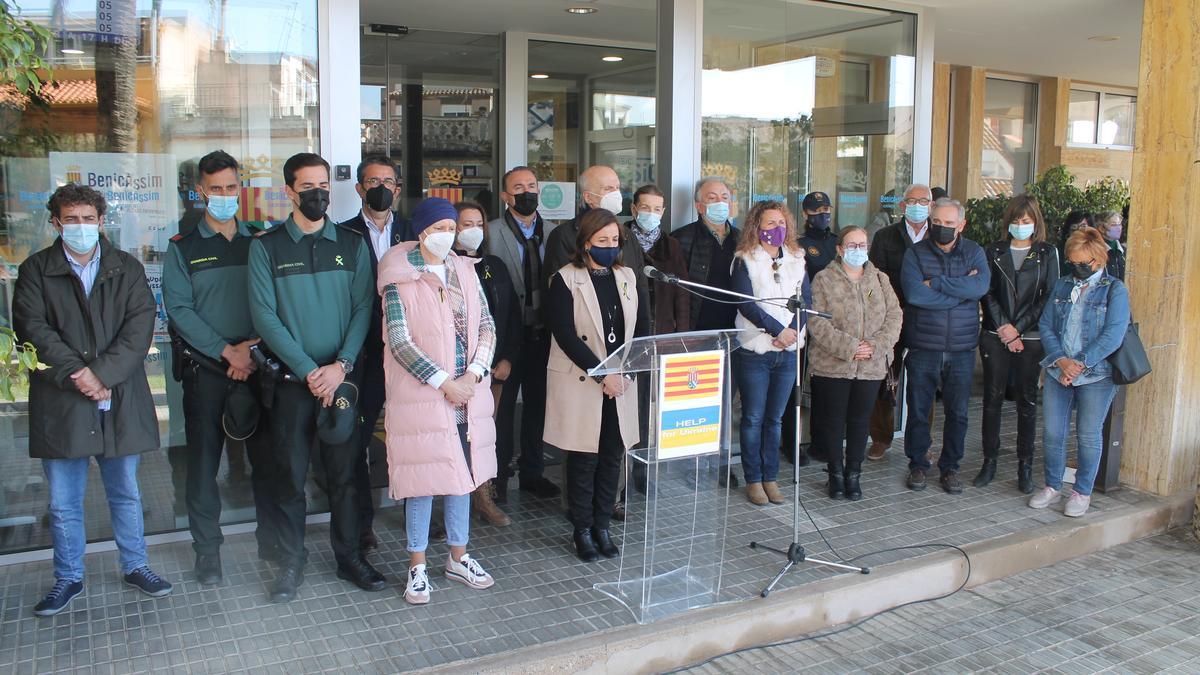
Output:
[457, 226, 484, 252]
[422, 231, 456, 261]
[597, 190, 623, 215]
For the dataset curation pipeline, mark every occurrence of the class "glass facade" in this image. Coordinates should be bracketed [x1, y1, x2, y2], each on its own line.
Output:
[0, 0, 318, 554]
[1068, 88, 1137, 147]
[981, 78, 1037, 197]
[700, 0, 917, 231]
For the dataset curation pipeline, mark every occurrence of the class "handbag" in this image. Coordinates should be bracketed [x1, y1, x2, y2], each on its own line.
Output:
[1105, 282, 1151, 385]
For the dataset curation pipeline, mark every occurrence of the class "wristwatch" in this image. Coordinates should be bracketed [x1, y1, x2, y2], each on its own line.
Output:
[336, 358, 354, 375]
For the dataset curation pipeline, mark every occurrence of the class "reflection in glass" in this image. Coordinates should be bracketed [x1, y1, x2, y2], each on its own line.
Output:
[1068, 89, 1100, 145]
[982, 78, 1038, 197]
[1099, 94, 1135, 147]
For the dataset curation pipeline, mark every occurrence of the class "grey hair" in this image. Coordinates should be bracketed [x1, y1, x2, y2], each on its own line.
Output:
[903, 183, 931, 198]
[694, 176, 732, 202]
[1096, 210, 1122, 224]
[932, 197, 965, 221]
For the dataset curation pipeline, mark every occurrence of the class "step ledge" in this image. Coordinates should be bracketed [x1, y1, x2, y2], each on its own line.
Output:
[429, 489, 1193, 675]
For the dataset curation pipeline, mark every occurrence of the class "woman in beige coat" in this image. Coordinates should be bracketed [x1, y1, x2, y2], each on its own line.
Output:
[544, 209, 648, 562]
[807, 226, 902, 501]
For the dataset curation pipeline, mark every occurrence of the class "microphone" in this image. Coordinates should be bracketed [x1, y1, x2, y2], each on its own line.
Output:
[644, 265, 679, 284]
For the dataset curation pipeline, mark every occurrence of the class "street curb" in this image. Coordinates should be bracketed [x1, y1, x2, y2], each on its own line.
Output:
[426, 489, 1193, 674]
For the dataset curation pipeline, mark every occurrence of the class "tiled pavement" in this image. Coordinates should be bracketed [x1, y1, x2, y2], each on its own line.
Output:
[0, 398, 1172, 673]
[692, 528, 1200, 674]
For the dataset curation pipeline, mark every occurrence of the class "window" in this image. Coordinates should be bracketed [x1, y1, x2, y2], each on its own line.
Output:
[981, 78, 1037, 197]
[1068, 88, 1136, 147]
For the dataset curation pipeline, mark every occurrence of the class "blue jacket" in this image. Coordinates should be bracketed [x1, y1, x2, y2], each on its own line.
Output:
[1038, 272, 1130, 380]
[900, 236, 990, 352]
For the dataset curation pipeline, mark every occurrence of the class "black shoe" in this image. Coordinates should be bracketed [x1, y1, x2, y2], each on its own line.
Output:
[844, 470, 862, 501]
[573, 529, 600, 562]
[718, 472, 740, 488]
[972, 458, 997, 488]
[907, 468, 927, 491]
[195, 553, 222, 586]
[940, 471, 964, 495]
[593, 528, 620, 558]
[359, 529, 378, 554]
[826, 466, 844, 499]
[270, 566, 304, 603]
[33, 579, 83, 617]
[520, 476, 562, 499]
[336, 557, 387, 592]
[124, 566, 173, 598]
[1017, 459, 1034, 494]
[805, 444, 825, 463]
[796, 449, 811, 466]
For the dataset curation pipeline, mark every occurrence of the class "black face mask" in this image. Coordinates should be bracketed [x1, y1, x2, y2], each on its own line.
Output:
[931, 224, 958, 245]
[1069, 262, 1095, 280]
[511, 191, 539, 217]
[364, 184, 393, 212]
[297, 187, 330, 222]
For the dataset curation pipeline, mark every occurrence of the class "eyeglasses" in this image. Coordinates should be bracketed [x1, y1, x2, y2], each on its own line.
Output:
[903, 198, 931, 206]
[843, 243, 868, 251]
[362, 177, 397, 189]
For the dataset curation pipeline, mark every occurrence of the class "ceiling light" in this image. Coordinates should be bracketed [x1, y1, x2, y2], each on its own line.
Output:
[530, 73, 550, 79]
[1087, 35, 1120, 42]
[566, 7, 597, 14]
[60, 48, 85, 54]
[601, 56, 623, 62]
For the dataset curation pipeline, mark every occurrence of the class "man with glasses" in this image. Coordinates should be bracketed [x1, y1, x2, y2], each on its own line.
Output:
[866, 183, 934, 461]
[340, 155, 408, 553]
[16, 184, 172, 616]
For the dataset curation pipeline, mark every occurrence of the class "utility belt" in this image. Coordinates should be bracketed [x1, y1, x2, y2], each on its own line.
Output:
[248, 343, 303, 409]
[169, 325, 227, 381]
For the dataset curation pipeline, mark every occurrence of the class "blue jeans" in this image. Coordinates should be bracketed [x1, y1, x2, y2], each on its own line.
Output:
[1042, 376, 1117, 495]
[405, 494, 470, 553]
[43, 455, 148, 582]
[904, 349, 975, 473]
[733, 349, 797, 484]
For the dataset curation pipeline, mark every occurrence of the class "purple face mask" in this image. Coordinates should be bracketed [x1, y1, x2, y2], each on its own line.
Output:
[759, 225, 787, 247]
[1106, 225, 1123, 240]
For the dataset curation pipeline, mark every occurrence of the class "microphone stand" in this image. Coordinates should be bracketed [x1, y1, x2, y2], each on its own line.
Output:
[647, 267, 870, 597]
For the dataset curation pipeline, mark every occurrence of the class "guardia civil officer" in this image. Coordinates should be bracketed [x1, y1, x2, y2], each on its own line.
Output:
[163, 150, 282, 585]
[247, 152, 383, 602]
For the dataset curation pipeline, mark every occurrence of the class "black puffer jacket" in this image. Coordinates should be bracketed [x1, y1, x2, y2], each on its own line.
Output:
[980, 240, 1060, 335]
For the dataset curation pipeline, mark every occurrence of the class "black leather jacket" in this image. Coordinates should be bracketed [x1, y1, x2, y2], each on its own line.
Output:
[980, 240, 1060, 335]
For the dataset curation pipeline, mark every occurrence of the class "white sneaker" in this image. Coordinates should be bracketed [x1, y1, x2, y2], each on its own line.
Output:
[1028, 486, 1062, 509]
[445, 553, 494, 590]
[1064, 491, 1091, 517]
[404, 564, 430, 605]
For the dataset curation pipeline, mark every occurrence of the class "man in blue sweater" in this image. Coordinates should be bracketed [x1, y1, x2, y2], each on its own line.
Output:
[899, 198, 990, 494]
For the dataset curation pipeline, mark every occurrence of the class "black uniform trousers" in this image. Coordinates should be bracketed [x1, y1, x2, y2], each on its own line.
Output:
[810, 375, 884, 474]
[181, 365, 281, 556]
[355, 359, 385, 532]
[271, 380, 362, 568]
[496, 328, 549, 481]
[565, 397, 624, 532]
[980, 332, 1045, 461]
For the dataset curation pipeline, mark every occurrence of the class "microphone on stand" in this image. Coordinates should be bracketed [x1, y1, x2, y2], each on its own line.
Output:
[644, 265, 679, 284]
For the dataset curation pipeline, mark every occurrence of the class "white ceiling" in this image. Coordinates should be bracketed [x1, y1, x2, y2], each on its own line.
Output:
[359, 0, 1143, 88]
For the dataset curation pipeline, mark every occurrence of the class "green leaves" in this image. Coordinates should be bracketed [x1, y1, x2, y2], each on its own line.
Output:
[1, 1, 54, 98]
[0, 326, 42, 402]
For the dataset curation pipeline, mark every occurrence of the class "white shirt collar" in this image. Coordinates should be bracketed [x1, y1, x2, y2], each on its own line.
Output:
[905, 219, 928, 243]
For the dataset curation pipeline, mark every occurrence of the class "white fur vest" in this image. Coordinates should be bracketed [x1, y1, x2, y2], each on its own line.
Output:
[734, 246, 808, 354]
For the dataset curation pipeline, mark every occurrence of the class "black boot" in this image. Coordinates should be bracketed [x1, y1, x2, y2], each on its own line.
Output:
[826, 465, 844, 499]
[1017, 459, 1034, 494]
[573, 529, 599, 563]
[972, 458, 998, 487]
[843, 470, 862, 501]
[593, 529, 620, 558]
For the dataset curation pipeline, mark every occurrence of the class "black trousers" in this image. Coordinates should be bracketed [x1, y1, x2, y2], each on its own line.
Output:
[497, 329, 549, 481]
[271, 380, 361, 568]
[355, 358, 385, 532]
[181, 365, 281, 556]
[980, 332, 1045, 461]
[811, 375, 883, 474]
[565, 398, 624, 531]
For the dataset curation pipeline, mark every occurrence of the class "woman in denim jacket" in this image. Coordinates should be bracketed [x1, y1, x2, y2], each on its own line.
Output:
[1031, 228, 1130, 517]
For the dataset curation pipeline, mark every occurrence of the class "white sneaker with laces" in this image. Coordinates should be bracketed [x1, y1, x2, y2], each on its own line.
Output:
[404, 564, 430, 605]
[445, 553, 494, 590]
[1064, 491, 1091, 517]
[1028, 486, 1061, 509]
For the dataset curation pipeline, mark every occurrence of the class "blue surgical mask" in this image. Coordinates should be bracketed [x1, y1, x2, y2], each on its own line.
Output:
[905, 203, 929, 224]
[1008, 222, 1035, 241]
[206, 194, 239, 222]
[635, 211, 662, 232]
[588, 245, 620, 268]
[61, 222, 100, 255]
[704, 201, 730, 225]
[843, 248, 869, 268]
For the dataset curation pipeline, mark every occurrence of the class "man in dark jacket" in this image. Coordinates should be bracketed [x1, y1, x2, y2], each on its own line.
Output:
[626, 184, 689, 334]
[899, 197, 990, 495]
[339, 155, 407, 553]
[672, 177, 739, 331]
[14, 184, 173, 617]
[866, 183, 932, 460]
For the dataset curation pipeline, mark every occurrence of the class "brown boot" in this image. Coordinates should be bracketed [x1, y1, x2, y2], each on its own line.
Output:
[867, 441, 889, 461]
[762, 481, 785, 504]
[746, 482, 768, 506]
[472, 480, 511, 526]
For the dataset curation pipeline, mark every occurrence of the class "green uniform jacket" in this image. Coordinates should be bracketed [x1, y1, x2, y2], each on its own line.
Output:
[13, 238, 158, 460]
[247, 216, 373, 378]
[162, 219, 256, 360]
